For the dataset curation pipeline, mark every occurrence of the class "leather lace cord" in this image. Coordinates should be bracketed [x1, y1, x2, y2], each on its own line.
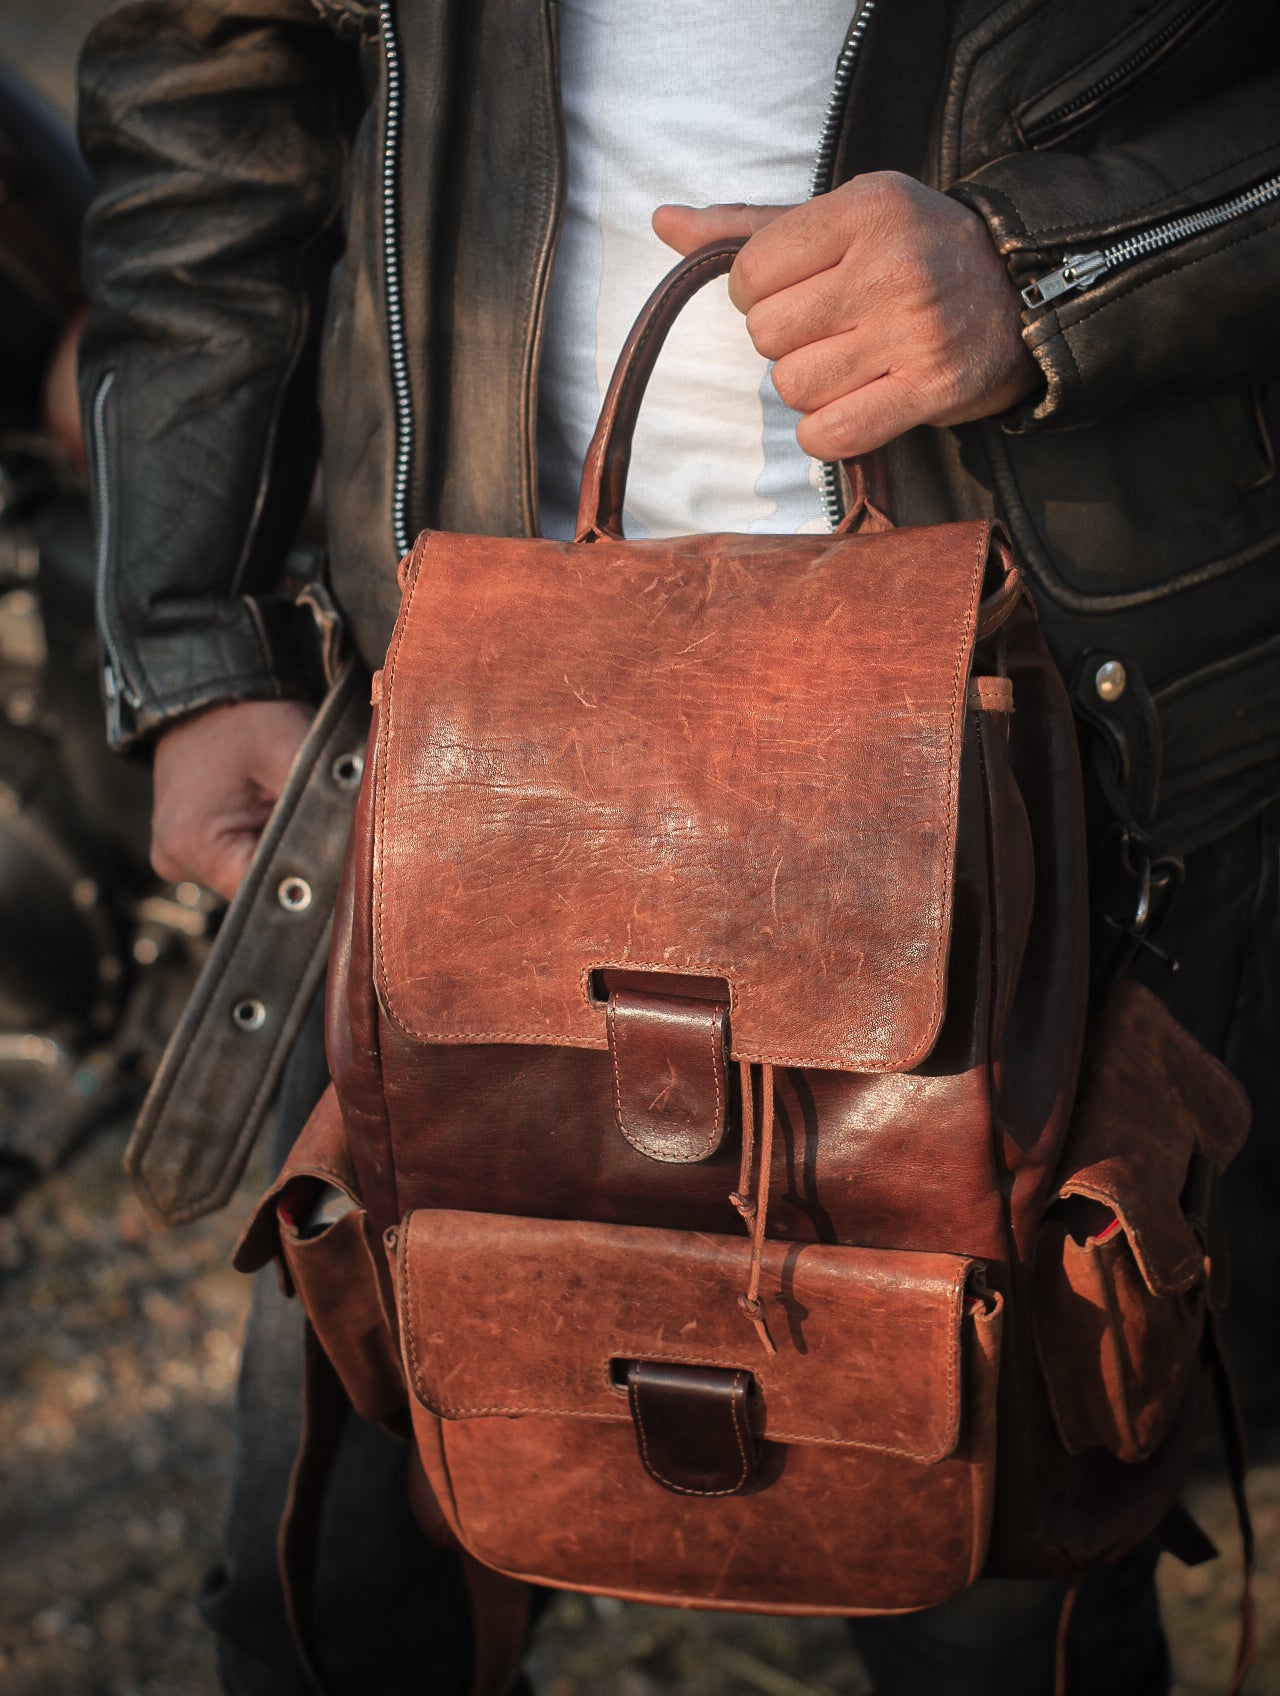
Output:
[730, 1060, 777, 1355]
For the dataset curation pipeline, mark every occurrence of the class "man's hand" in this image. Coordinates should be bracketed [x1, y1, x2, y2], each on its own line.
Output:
[151, 699, 315, 901]
[652, 173, 1038, 461]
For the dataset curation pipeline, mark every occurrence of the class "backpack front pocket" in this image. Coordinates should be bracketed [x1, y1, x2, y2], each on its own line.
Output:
[392, 1209, 1003, 1615]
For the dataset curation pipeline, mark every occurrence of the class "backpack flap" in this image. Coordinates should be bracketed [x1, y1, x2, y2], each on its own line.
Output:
[372, 518, 995, 1078]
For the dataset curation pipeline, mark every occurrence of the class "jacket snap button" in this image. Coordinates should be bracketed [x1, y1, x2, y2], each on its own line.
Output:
[277, 876, 313, 913]
[1094, 660, 1127, 702]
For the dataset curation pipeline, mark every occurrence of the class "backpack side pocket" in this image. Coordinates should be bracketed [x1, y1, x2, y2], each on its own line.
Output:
[1033, 981, 1249, 1464]
[235, 1083, 406, 1428]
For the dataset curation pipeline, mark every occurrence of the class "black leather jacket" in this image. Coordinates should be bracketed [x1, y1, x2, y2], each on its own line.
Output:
[78, 0, 1280, 852]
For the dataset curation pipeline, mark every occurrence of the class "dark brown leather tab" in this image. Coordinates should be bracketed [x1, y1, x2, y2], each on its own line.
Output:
[626, 1361, 755, 1497]
[607, 990, 728, 1163]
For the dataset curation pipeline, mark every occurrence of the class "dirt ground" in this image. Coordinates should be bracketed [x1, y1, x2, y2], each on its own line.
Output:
[0, 1122, 1276, 1696]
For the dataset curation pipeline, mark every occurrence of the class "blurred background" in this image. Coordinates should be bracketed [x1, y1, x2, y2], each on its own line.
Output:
[0, 3, 1275, 1693]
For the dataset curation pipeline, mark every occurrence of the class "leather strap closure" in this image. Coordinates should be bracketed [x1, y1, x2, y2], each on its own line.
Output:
[626, 1360, 756, 1496]
[606, 989, 729, 1164]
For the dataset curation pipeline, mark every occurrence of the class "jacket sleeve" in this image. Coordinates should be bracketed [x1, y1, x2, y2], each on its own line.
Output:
[78, 0, 350, 748]
[950, 71, 1280, 431]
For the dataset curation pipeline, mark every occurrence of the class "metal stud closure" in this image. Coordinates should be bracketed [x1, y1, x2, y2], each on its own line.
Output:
[332, 750, 364, 789]
[232, 998, 267, 1032]
[1094, 659, 1127, 703]
[277, 876, 313, 913]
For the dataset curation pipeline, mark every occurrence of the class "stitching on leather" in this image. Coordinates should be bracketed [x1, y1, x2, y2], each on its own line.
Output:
[1060, 1179, 1202, 1294]
[608, 996, 722, 1160]
[1010, 0, 1194, 132]
[400, 1213, 423, 1399]
[430, 1400, 629, 1421]
[1053, 216, 1276, 328]
[894, 526, 987, 1073]
[939, 0, 1053, 185]
[607, 1341, 959, 1463]
[629, 1370, 749, 1497]
[996, 142, 1280, 242]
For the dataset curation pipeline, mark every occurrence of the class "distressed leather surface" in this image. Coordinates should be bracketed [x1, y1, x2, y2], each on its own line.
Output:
[406, 1298, 1003, 1613]
[1032, 980, 1251, 1465]
[1051, 978, 1250, 1296]
[398, 1210, 1003, 1610]
[395, 1210, 985, 1465]
[373, 520, 991, 1072]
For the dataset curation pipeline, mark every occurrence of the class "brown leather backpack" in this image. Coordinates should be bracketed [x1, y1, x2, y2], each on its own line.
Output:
[236, 244, 1251, 1693]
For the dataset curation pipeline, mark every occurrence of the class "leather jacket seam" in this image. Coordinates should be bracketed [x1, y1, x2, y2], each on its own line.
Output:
[937, 0, 1052, 185]
[1011, 0, 1202, 126]
[970, 140, 1280, 248]
[228, 69, 348, 598]
[1051, 211, 1278, 333]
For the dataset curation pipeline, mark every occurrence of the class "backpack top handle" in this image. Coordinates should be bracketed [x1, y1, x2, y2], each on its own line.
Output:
[573, 238, 892, 543]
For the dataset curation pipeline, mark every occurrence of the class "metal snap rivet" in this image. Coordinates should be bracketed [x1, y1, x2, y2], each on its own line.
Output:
[232, 997, 267, 1032]
[331, 750, 364, 789]
[1094, 659, 1127, 703]
[277, 876, 313, 913]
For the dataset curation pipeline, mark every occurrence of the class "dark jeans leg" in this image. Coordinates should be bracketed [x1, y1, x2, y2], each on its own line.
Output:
[848, 1542, 1169, 1696]
[198, 989, 477, 1696]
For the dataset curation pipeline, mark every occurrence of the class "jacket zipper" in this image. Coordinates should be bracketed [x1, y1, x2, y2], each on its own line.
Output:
[379, 0, 413, 558]
[1020, 0, 1222, 149]
[1022, 173, 1280, 308]
[809, 0, 880, 529]
[90, 371, 140, 743]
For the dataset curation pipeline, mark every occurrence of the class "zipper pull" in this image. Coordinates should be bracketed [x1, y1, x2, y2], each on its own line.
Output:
[1021, 249, 1111, 308]
[102, 662, 123, 744]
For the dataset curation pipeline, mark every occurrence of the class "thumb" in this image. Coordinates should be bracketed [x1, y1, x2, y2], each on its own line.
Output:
[652, 202, 790, 257]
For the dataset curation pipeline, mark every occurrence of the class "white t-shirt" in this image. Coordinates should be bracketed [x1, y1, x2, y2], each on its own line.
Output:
[536, 1, 851, 541]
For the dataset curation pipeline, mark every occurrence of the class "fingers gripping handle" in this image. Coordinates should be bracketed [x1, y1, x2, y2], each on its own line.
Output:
[575, 240, 745, 542]
[573, 239, 895, 541]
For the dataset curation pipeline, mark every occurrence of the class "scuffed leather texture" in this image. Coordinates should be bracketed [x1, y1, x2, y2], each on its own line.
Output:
[395, 1209, 1002, 1608]
[1032, 980, 1251, 1464]
[372, 521, 991, 1072]
[1051, 979, 1250, 1295]
[607, 991, 729, 1164]
[395, 1211, 986, 1464]
[626, 1362, 756, 1497]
